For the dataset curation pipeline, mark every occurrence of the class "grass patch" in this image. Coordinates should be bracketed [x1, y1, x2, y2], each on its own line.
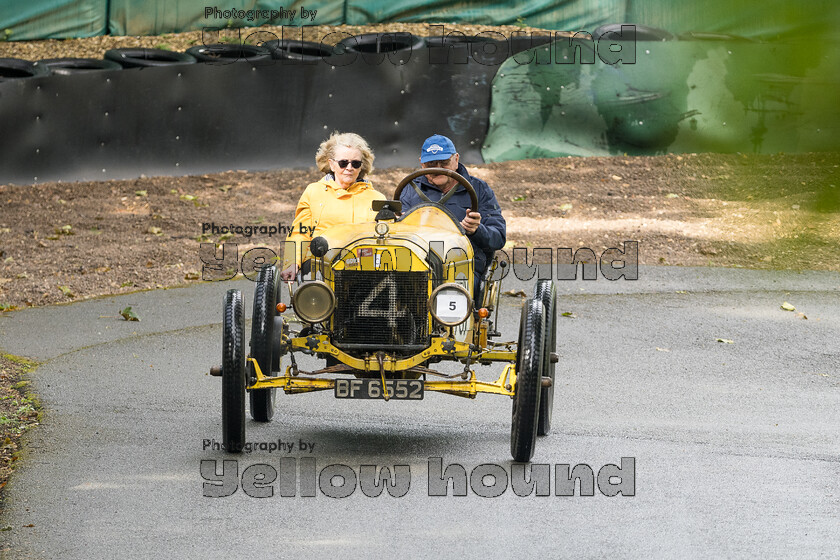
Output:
[0, 354, 41, 496]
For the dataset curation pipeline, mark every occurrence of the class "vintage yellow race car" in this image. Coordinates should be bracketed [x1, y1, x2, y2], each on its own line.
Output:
[215, 168, 557, 462]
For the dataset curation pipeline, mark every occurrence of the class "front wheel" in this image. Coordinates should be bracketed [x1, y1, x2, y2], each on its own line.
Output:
[222, 289, 246, 453]
[535, 280, 557, 435]
[250, 265, 278, 422]
[511, 298, 545, 462]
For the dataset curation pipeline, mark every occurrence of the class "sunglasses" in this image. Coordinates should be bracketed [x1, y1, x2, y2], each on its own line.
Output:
[332, 159, 362, 169]
[421, 157, 452, 168]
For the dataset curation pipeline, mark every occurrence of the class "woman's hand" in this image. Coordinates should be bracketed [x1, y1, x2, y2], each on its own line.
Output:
[280, 264, 298, 281]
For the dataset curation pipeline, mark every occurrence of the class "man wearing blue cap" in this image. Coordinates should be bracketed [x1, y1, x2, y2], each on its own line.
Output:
[399, 134, 506, 295]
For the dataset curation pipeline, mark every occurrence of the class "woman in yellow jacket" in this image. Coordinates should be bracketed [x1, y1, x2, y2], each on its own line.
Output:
[281, 131, 385, 280]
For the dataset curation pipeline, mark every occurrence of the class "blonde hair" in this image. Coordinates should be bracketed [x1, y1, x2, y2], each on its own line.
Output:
[315, 131, 375, 179]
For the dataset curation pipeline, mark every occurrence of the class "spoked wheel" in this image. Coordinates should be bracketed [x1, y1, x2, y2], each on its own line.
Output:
[249, 265, 278, 422]
[535, 280, 557, 435]
[511, 298, 545, 462]
[222, 289, 246, 453]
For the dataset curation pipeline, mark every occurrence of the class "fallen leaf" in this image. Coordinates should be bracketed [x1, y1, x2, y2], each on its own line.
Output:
[502, 290, 527, 297]
[180, 194, 196, 202]
[561, 311, 576, 318]
[135, 190, 148, 197]
[511, 195, 526, 202]
[665, 193, 679, 198]
[147, 227, 163, 236]
[716, 338, 734, 344]
[780, 302, 795, 311]
[655, 347, 670, 352]
[120, 306, 140, 322]
[184, 272, 200, 280]
[675, 290, 688, 294]
[218, 185, 232, 192]
[58, 285, 75, 298]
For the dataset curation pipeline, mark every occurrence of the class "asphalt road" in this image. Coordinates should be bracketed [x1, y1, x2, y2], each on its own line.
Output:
[1, 266, 838, 559]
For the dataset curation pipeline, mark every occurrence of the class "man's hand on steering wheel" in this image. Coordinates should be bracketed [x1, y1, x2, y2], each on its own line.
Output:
[461, 211, 481, 234]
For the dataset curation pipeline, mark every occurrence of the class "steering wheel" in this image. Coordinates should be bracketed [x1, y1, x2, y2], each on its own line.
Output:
[393, 168, 479, 213]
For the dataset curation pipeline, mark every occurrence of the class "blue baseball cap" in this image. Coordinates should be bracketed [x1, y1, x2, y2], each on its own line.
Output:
[420, 134, 457, 163]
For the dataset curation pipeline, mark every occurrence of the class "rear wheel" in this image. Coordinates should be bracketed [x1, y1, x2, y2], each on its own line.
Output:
[250, 265, 278, 422]
[511, 298, 544, 462]
[535, 280, 557, 435]
[222, 289, 246, 453]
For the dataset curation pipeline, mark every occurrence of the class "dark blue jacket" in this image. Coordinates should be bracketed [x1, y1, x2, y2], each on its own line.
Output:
[399, 163, 506, 276]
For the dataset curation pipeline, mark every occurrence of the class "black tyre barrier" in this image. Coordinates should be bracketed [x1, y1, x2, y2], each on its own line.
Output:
[34, 58, 123, 76]
[593, 23, 675, 42]
[104, 48, 196, 68]
[507, 34, 554, 56]
[0, 58, 50, 81]
[0, 48, 494, 184]
[263, 39, 332, 62]
[336, 32, 425, 65]
[339, 32, 426, 54]
[427, 33, 510, 65]
[677, 31, 756, 42]
[186, 44, 272, 64]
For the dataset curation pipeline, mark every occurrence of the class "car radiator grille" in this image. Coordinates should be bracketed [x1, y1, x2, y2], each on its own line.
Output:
[332, 270, 429, 353]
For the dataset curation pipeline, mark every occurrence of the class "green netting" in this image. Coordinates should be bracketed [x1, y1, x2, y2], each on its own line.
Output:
[482, 38, 840, 160]
[0, 0, 106, 40]
[625, 0, 840, 41]
[107, 0, 341, 37]
[3, 0, 838, 43]
[346, 0, 624, 31]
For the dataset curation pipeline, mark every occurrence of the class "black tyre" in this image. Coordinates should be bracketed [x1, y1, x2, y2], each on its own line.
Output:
[535, 280, 557, 436]
[425, 33, 508, 65]
[511, 298, 545, 462]
[250, 265, 278, 422]
[0, 58, 50, 81]
[186, 44, 272, 64]
[222, 289, 246, 453]
[104, 48, 196, 68]
[264, 39, 332, 62]
[34, 58, 122, 75]
[340, 32, 425, 54]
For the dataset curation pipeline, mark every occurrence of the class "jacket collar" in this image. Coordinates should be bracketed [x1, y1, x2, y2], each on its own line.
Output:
[321, 173, 372, 197]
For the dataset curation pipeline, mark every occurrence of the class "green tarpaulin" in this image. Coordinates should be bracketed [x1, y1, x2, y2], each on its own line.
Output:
[482, 37, 840, 159]
[2, 0, 838, 41]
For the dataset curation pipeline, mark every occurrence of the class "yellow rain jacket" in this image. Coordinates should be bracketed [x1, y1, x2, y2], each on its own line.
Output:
[283, 175, 385, 270]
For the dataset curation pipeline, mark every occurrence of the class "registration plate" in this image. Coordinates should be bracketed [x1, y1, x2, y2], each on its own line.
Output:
[334, 379, 424, 400]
